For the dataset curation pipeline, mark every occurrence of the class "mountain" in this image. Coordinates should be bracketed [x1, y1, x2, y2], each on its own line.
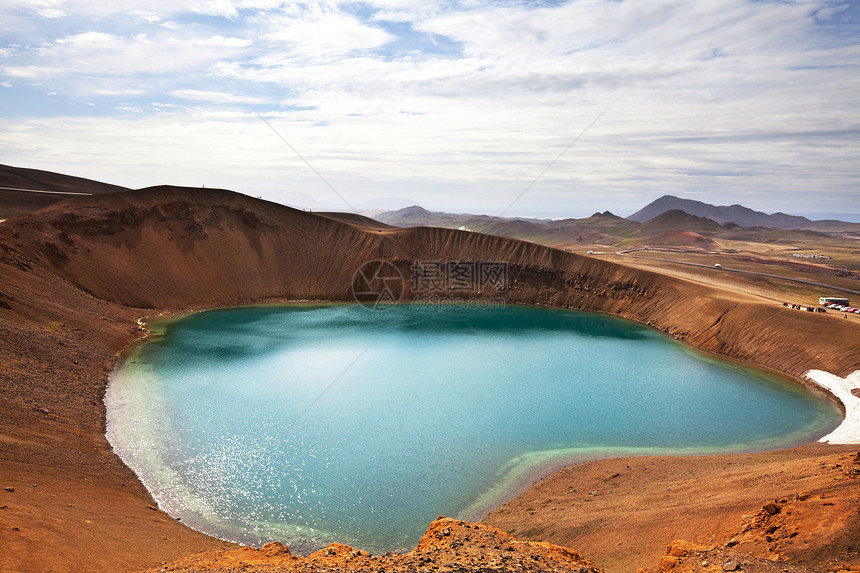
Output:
[371, 205, 529, 230]
[371, 205, 644, 246]
[626, 195, 850, 230]
[0, 164, 130, 219]
[0, 164, 130, 195]
[635, 209, 727, 236]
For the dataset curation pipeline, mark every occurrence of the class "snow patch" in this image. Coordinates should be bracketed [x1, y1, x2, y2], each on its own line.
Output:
[806, 369, 860, 444]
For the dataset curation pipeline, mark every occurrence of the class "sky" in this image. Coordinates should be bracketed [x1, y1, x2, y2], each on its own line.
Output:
[1, 0, 859, 219]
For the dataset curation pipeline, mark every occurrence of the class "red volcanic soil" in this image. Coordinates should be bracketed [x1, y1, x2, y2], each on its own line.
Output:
[485, 445, 860, 572]
[1, 183, 859, 572]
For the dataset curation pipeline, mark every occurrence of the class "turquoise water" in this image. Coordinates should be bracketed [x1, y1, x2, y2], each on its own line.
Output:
[105, 304, 841, 554]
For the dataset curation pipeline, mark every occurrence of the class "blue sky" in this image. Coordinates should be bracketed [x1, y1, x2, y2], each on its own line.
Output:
[1, 0, 859, 218]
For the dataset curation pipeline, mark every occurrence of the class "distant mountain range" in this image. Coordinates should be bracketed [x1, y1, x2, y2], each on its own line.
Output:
[372, 206, 641, 247]
[627, 195, 854, 230]
[371, 200, 860, 250]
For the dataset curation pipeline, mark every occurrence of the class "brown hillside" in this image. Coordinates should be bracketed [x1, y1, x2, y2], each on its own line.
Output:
[1, 185, 859, 573]
[0, 164, 130, 195]
[0, 163, 130, 219]
[645, 229, 717, 249]
[637, 209, 725, 236]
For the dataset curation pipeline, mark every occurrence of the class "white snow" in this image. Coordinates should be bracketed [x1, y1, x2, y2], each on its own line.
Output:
[806, 369, 860, 445]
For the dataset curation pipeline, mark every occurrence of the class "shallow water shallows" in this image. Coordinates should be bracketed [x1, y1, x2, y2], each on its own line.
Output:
[106, 304, 841, 554]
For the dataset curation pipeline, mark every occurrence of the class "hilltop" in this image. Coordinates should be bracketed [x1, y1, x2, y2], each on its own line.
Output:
[0, 164, 130, 195]
[0, 163, 130, 220]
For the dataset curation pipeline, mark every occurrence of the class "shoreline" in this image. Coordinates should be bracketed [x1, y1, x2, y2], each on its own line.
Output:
[464, 415, 852, 529]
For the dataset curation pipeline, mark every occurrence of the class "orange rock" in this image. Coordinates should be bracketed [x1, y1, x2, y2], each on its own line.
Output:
[667, 540, 705, 557]
[657, 555, 681, 571]
[260, 541, 291, 557]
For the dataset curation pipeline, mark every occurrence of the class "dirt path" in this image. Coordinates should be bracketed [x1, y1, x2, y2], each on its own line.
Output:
[620, 252, 860, 296]
[0, 186, 93, 196]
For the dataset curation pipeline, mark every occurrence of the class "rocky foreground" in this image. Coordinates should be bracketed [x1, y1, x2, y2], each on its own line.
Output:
[140, 516, 602, 573]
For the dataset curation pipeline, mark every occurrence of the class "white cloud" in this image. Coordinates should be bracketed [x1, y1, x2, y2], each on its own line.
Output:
[367, 0, 442, 22]
[0, 0, 858, 216]
[238, 0, 290, 9]
[55, 30, 116, 47]
[115, 104, 144, 113]
[15, 31, 252, 80]
[192, 0, 240, 19]
[3, 0, 67, 17]
[263, 10, 393, 56]
[93, 88, 146, 96]
[2, 65, 64, 78]
[172, 89, 267, 104]
[37, 7, 66, 18]
[2, 0, 185, 22]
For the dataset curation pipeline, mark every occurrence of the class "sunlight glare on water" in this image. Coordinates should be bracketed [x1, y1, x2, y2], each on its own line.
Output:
[105, 304, 841, 554]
